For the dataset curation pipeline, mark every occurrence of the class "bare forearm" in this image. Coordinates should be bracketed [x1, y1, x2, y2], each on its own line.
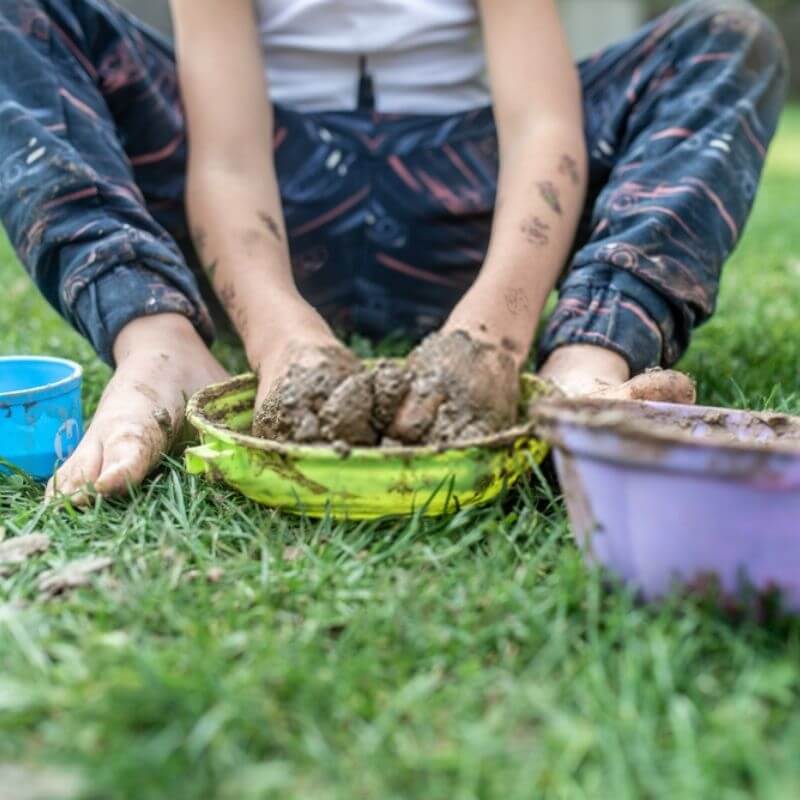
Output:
[186, 164, 312, 366]
[488, 120, 586, 319]
[448, 119, 587, 356]
[173, 0, 322, 368]
[451, 0, 586, 361]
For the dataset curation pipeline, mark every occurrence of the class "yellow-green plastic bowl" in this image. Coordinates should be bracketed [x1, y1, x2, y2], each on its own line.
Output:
[185, 369, 551, 519]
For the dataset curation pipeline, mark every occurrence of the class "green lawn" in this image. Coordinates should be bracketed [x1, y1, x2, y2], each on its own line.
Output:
[1, 108, 800, 800]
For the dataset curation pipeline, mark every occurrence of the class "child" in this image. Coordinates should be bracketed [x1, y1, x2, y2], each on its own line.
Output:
[0, 0, 786, 498]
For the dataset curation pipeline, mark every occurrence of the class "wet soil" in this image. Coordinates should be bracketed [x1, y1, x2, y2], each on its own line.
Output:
[252, 346, 365, 443]
[370, 360, 411, 430]
[319, 370, 377, 445]
[387, 330, 519, 446]
[252, 332, 520, 447]
[152, 406, 173, 440]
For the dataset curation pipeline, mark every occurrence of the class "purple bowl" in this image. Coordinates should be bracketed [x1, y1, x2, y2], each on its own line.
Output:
[533, 400, 800, 611]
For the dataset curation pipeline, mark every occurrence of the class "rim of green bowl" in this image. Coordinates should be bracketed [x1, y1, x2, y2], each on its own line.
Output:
[186, 372, 551, 460]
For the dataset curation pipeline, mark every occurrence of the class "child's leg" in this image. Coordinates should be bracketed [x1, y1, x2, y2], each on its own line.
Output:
[0, 0, 213, 358]
[539, 0, 787, 388]
[294, 108, 498, 340]
[0, 0, 226, 497]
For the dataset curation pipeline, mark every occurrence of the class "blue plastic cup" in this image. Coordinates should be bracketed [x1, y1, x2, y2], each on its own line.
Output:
[0, 356, 84, 481]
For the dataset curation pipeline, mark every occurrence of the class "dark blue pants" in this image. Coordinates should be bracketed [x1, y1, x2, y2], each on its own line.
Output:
[0, 0, 788, 371]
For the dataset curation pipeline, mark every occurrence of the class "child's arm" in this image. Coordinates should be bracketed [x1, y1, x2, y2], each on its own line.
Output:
[171, 0, 350, 400]
[441, 0, 694, 404]
[444, 0, 587, 358]
[391, 0, 596, 438]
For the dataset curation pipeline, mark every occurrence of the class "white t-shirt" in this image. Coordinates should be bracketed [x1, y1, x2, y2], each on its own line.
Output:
[256, 0, 491, 113]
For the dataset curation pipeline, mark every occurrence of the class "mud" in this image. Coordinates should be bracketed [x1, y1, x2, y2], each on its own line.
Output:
[389, 330, 519, 445]
[370, 360, 411, 430]
[319, 370, 378, 445]
[252, 346, 364, 443]
[133, 383, 159, 403]
[623, 368, 696, 405]
[252, 331, 520, 448]
[0, 533, 50, 576]
[38, 555, 114, 597]
[152, 406, 173, 440]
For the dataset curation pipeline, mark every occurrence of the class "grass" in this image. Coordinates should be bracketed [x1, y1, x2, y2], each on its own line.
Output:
[1, 107, 799, 800]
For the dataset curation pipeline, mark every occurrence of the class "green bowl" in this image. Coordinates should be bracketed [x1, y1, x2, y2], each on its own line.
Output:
[185, 371, 551, 519]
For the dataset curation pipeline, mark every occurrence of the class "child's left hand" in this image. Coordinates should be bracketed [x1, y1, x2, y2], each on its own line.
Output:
[389, 328, 521, 444]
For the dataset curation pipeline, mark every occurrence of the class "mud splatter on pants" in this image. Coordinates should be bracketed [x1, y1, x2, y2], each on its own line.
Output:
[0, 0, 787, 371]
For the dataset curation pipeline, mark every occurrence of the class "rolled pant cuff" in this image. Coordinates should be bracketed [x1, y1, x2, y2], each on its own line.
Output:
[537, 265, 681, 375]
[69, 234, 214, 365]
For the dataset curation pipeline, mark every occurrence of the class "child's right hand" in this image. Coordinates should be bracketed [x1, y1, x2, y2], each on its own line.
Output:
[251, 313, 366, 442]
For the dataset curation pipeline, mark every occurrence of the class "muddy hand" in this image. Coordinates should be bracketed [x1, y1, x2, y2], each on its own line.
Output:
[253, 341, 377, 444]
[390, 330, 520, 445]
[46, 315, 228, 506]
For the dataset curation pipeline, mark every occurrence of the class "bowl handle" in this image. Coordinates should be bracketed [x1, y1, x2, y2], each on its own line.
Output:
[185, 443, 235, 476]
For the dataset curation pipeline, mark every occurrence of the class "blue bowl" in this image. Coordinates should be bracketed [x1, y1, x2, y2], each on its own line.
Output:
[0, 356, 84, 481]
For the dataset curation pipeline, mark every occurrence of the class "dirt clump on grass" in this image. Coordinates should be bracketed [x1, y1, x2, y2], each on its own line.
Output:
[252, 331, 519, 448]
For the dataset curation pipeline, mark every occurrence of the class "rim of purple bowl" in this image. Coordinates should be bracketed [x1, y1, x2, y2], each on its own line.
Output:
[533, 398, 800, 457]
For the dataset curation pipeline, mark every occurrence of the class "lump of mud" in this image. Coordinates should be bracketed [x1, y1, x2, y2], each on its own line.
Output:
[388, 330, 519, 445]
[252, 353, 408, 446]
[252, 347, 363, 443]
[371, 360, 412, 430]
[252, 332, 521, 448]
[319, 370, 378, 445]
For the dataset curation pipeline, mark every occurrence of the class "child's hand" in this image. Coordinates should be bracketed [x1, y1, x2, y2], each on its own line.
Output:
[46, 314, 229, 505]
[389, 329, 520, 444]
[539, 344, 696, 403]
[253, 337, 370, 443]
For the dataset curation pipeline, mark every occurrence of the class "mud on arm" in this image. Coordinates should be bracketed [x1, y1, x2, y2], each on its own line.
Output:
[171, 0, 320, 370]
[446, 0, 587, 360]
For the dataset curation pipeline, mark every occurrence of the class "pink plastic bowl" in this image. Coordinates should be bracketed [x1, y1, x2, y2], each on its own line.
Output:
[533, 400, 800, 611]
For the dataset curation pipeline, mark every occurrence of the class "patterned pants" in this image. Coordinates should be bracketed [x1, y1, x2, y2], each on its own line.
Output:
[0, 0, 788, 371]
